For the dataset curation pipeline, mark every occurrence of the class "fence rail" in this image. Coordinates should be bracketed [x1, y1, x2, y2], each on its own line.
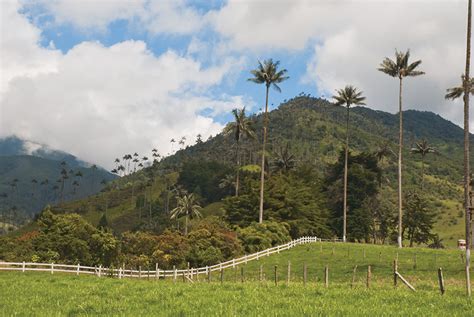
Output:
[0, 236, 340, 279]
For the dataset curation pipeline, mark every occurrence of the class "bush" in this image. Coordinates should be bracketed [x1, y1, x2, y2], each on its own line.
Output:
[237, 221, 291, 253]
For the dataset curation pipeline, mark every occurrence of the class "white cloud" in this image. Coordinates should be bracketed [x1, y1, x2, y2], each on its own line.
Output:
[23, 0, 207, 35]
[209, 0, 471, 128]
[0, 1, 246, 169]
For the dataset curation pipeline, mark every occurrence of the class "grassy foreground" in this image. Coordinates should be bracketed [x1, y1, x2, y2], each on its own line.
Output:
[0, 271, 472, 316]
[1, 243, 472, 316]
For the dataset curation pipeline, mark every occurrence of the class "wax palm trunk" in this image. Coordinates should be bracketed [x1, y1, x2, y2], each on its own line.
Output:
[398, 77, 403, 249]
[343, 106, 349, 242]
[259, 85, 270, 223]
[464, 0, 472, 297]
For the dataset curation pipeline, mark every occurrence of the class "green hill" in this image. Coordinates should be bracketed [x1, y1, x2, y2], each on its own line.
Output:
[13, 96, 471, 247]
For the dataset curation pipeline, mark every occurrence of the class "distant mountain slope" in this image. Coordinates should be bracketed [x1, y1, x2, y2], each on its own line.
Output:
[0, 136, 88, 167]
[0, 137, 116, 224]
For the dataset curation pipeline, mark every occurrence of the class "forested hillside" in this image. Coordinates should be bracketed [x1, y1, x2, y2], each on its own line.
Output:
[1, 96, 469, 268]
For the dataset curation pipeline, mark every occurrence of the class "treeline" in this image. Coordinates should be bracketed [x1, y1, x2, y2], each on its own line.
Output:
[0, 207, 291, 268]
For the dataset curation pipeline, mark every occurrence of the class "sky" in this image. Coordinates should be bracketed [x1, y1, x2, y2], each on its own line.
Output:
[0, 0, 471, 169]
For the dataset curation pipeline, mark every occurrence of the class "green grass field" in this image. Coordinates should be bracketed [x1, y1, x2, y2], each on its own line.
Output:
[1, 242, 472, 316]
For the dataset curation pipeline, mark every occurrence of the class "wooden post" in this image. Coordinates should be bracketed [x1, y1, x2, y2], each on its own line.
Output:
[22, 261, 25, 273]
[207, 268, 211, 282]
[351, 265, 358, 288]
[99, 265, 102, 278]
[287, 261, 291, 286]
[182, 272, 185, 283]
[173, 265, 177, 283]
[220, 269, 224, 284]
[303, 263, 307, 287]
[155, 263, 159, 280]
[77, 263, 80, 276]
[438, 267, 445, 295]
[259, 265, 263, 282]
[395, 272, 416, 292]
[241, 266, 244, 283]
[324, 265, 329, 288]
[366, 265, 371, 289]
[147, 269, 150, 280]
[138, 266, 141, 278]
[393, 259, 398, 287]
[274, 265, 278, 286]
[51, 263, 54, 275]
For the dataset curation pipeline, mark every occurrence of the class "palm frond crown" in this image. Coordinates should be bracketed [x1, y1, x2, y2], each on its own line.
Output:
[248, 59, 289, 92]
[332, 85, 366, 107]
[378, 49, 424, 79]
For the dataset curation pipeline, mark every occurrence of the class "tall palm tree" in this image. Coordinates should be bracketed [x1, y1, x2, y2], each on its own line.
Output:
[224, 107, 255, 196]
[248, 59, 289, 223]
[170, 192, 202, 235]
[378, 50, 424, 248]
[446, 0, 472, 294]
[333, 85, 366, 242]
[410, 139, 436, 190]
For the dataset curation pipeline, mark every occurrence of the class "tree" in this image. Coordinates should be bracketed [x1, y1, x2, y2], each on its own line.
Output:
[332, 85, 366, 242]
[325, 151, 381, 241]
[271, 143, 296, 174]
[248, 59, 289, 223]
[410, 139, 436, 190]
[170, 193, 202, 235]
[403, 192, 435, 247]
[223, 107, 255, 196]
[446, 0, 473, 296]
[378, 49, 424, 248]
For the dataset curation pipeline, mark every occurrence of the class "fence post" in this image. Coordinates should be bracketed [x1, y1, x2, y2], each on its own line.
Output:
[77, 263, 80, 276]
[232, 258, 235, 268]
[138, 266, 141, 278]
[51, 263, 54, 275]
[287, 261, 291, 286]
[173, 265, 177, 283]
[303, 263, 307, 287]
[274, 265, 278, 286]
[156, 263, 159, 280]
[438, 268, 445, 295]
[207, 267, 211, 282]
[99, 265, 102, 278]
[366, 265, 371, 288]
[22, 261, 25, 273]
[393, 259, 398, 287]
[119, 267, 122, 279]
[256, 251, 259, 261]
[351, 265, 358, 288]
[220, 269, 224, 284]
[245, 254, 248, 264]
[241, 267, 244, 283]
[324, 265, 329, 288]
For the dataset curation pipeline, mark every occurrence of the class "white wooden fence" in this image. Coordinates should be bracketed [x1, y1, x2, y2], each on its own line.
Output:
[0, 236, 341, 280]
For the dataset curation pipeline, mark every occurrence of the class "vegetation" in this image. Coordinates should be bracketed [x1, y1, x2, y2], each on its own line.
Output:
[332, 85, 366, 242]
[248, 59, 289, 224]
[378, 49, 425, 248]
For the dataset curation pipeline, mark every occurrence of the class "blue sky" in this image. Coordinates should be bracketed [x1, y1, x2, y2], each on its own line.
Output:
[0, 0, 469, 168]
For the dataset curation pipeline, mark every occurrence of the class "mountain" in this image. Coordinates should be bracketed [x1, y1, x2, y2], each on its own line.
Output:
[9, 97, 469, 246]
[0, 136, 116, 225]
